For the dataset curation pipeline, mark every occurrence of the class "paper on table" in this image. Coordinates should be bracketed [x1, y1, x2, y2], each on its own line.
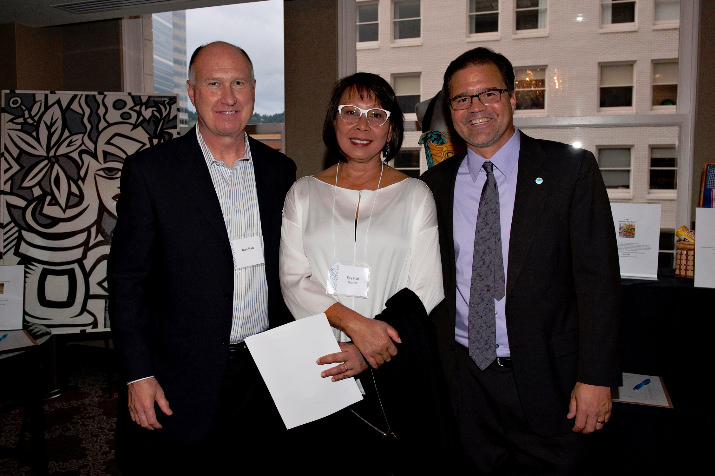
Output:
[694, 208, 715, 288]
[612, 373, 673, 408]
[245, 313, 363, 429]
[610, 203, 661, 280]
[0, 265, 25, 330]
[0, 330, 37, 353]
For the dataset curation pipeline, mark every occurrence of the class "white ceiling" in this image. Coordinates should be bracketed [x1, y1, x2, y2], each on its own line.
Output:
[0, 0, 258, 28]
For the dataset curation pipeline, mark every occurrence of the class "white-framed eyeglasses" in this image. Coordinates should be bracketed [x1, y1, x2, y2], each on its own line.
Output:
[449, 88, 508, 110]
[338, 105, 391, 127]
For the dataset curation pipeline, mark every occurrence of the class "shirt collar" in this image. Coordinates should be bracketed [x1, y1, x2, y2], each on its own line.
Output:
[465, 128, 520, 182]
[196, 127, 251, 168]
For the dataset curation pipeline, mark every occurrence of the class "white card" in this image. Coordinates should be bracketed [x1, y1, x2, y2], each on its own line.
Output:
[230, 236, 264, 268]
[327, 264, 370, 298]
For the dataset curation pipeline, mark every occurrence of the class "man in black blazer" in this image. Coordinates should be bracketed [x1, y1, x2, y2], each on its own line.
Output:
[421, 47, 621, 474]
[108, 42, 296, 473]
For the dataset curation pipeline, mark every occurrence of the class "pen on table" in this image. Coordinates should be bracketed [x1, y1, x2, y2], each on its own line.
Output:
[0, 333, 8, 343]
[633, 378, 651, 391]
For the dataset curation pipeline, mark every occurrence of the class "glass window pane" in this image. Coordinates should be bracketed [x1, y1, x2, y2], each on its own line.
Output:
[394, 75, 420, 95]
[397, 94, 420, 114]
[599, 148, 631, 168]
[517, 0, 541, 7]
[394, 149, 420, 168]
[395, 19, 420, 39]
[650, 170, 677, 189]
[516, 10, 539, 30]
[358, 3, 378, 22]
[395, 0, 420, 19]
[601, 64, 633, 86]
[516, 90, 545, 110]
[601, 170, 630, 189]
[655, 0, 680, 22]
[470, 0, 499, 13]
[653, 62, 678, 84]
[653, 85, 677, 106]
[358, 23, 378, 42]
[600, 86, 633, 107]
[602, 1, 635, 24]
[470, 12, 499, 34]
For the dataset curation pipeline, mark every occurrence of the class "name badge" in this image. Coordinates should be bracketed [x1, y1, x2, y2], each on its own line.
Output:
[230, 236, 264, 269]
[327, 264, 370, 299]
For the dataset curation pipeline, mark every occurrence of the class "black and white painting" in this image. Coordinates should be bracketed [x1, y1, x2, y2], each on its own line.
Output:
[1, 91, 179, 333]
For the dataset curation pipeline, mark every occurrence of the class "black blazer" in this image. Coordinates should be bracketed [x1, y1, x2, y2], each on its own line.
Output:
[108, 128, 296, 440]
[421, 133, 622, 436]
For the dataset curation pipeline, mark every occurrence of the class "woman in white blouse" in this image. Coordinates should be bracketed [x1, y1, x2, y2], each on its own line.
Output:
[279, 73, 445, 473]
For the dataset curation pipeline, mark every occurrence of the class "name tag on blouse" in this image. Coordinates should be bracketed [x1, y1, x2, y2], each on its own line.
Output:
[327, 264, 370, 299]
[230, 236, 264, 269]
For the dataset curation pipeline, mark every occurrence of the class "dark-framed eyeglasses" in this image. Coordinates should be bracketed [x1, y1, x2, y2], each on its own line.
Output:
[449, 89, 508, 110]
[338, 105, 391, 127]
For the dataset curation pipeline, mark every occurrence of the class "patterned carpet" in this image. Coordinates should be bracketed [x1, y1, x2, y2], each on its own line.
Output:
[0, 344, 120, 476]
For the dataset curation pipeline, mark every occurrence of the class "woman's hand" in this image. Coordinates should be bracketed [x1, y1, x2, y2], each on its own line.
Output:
[342, 315, 401, 369]
[325, 303, 401, 369]
[317, 342, 368, 381]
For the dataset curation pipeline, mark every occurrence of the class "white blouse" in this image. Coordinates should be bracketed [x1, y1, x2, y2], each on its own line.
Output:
[279, 175, 444, 342]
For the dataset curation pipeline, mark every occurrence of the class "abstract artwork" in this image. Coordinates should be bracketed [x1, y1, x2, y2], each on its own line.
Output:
[1, 91, 179, 333]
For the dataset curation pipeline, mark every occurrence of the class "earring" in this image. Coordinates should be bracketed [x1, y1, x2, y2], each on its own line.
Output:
[382, 143, 391, 159]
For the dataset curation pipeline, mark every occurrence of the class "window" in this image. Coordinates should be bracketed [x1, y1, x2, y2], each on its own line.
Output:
[391, 148, 420, 178]
[393, 0, 420, 40]
[469, 0, 499, 35]
[652, 61, 678, 107]
[357, 2, 379, 42]
[601, 0, 636, 26]
[393, 74, 420, 115]
[655, 0, 679, 23]
[514, 67, 545, 110]
[600, 63, 634, 108]
[515, 0, 547, 31]
[650, 146, 677, 190]
[598, 147, 631, 189]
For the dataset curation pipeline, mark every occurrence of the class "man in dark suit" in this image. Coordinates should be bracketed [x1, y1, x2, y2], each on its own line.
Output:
[421, 47, 621, 474]
[108, 41, 296, 473]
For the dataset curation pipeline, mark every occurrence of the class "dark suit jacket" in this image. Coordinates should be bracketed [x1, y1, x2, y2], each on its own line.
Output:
[108, 128, 296, 441]
[421, 132, 622, 436]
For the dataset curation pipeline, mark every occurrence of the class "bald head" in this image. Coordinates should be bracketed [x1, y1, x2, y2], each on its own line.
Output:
[188, 41, 255, 85]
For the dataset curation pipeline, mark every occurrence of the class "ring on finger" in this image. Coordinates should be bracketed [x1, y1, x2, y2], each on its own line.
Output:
[343, 363, 348, 372]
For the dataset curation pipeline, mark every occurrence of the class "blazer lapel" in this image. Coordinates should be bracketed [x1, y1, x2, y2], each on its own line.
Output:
[506, 134, 550, 296]
[172, 129, 229, 241]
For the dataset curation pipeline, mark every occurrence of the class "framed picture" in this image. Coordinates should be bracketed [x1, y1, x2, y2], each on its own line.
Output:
[699, 163, 715, 208]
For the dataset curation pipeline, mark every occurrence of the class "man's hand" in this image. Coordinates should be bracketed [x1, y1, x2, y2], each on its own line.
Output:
[567, 382, 612, 434]
[317, 342, 369, 381]
[127, 377, 173, 430]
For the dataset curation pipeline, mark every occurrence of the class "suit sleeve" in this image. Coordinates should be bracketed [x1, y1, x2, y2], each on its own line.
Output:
[570, 151, 622, 387]
[108, 154, 157, 383]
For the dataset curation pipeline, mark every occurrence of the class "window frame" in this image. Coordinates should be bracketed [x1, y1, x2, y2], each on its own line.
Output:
[392, 0, 421, 44]
[651, 60, 678, 110]
[599, 62, 635, 112]
[597, 146, 633, 192]
[390, 147, 421, 178]
[392, 73, 421, 116]
[648, 145, 678, 194]
[468, 0, 500, 40]
[356, 1, 380, 44]
[513, 65, 547, 115]
[599, 0, 638, 32]
[514, 0, 548, 37]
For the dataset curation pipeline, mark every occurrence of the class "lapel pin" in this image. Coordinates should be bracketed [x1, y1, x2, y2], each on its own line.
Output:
[535, 177, 543, 184]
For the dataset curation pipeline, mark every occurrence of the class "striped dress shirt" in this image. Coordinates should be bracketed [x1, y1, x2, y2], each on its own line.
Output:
[197, 128, 269, 344]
